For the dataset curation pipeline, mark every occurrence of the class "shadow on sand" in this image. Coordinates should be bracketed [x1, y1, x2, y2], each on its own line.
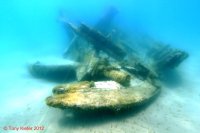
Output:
[161, 70, 184, 88]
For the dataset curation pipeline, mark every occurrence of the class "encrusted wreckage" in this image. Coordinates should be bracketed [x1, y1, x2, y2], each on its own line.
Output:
[28, 7, 188, 112]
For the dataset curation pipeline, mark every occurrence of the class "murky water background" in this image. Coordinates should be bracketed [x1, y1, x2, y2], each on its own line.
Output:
[0, 0, 200, 133]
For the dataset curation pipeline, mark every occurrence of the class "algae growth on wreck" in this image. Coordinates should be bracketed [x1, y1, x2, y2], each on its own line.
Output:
[1, 0, 200, 133]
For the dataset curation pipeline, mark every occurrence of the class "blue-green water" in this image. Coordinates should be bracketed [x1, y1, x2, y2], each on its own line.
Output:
[0, 0, 200, 133]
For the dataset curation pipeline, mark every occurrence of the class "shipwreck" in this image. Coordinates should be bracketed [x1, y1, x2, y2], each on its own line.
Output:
[28, 7, 188, 112]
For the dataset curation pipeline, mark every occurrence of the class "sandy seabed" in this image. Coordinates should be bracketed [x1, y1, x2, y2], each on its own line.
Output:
[0, 51, 200, 133]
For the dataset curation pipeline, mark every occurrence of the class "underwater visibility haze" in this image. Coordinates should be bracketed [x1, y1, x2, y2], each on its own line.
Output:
[0, 0, 200, 133]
